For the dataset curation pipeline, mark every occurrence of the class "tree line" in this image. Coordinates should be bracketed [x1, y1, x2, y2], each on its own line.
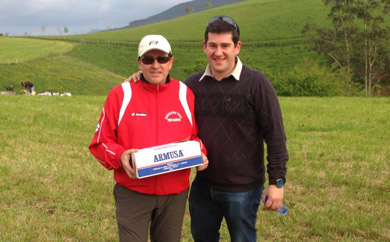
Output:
[302, 0, 390, 97]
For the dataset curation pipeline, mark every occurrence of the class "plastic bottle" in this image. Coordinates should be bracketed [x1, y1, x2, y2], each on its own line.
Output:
[276, 203, 288, 216]
[265, 196, 288, 216]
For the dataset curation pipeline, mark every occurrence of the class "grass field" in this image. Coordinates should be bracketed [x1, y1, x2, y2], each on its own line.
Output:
[0, 38, 74, 64]
[1, 0, 389, 240]
[0, 96, 389, 241]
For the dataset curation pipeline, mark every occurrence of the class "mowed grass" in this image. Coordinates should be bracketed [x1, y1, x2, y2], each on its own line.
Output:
[0, 96, 389, 241]
[0, 55, 125, 95]
[0, 38, 74, 64]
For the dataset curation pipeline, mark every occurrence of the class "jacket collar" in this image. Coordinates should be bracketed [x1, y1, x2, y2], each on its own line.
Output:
[140, 74, 171, 91]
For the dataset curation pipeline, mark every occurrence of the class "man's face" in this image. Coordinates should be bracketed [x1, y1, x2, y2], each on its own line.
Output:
[137, 50, 174, 85]
[203, 32, 241, 80]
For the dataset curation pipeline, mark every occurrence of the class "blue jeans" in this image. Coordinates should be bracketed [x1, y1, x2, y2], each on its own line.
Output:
[189, 176, 264, 242]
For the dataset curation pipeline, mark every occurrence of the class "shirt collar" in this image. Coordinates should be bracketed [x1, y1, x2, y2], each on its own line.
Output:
[199, 57, 243, 82]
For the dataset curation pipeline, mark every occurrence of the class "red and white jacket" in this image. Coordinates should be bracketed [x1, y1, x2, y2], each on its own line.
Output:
[89, 77, 205, 195]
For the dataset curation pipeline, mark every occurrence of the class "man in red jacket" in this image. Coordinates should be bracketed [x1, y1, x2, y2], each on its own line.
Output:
[89, 35, 208, 242]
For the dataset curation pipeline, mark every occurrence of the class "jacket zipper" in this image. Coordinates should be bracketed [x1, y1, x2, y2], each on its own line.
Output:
[155, 84, 159, 194]
[156, 84, 159, 144]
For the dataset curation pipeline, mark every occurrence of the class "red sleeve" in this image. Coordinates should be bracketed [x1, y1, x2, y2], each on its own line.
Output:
[89, 88, 126, 170]
[187, 86, 207, 156]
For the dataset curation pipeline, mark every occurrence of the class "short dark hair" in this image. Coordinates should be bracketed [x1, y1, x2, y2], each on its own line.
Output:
[205, 17, 240, 46]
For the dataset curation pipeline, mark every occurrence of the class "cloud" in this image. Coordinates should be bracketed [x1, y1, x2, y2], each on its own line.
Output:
[0, 0, 188, 35]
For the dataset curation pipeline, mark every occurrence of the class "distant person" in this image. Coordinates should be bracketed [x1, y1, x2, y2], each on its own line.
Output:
[125, 16, 289, 242]
[21, 81, 35, 95]
[89, 35, 208, 242]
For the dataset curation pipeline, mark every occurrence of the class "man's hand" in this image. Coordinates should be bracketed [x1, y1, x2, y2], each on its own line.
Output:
[197, 152, 209, 171]
[262, 185, 284, 211]
[124, 71, 142, 83]
[120, 149, 139, 179]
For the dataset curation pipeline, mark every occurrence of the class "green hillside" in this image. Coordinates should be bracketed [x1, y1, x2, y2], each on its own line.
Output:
[65, 0, 330, 43]
[70, 42, 323, 83]
[0, 0, 334, 95]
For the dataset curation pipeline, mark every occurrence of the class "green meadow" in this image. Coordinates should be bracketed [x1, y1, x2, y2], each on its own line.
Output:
[0, 96, 389, 241]
[0, 0, 389, 240]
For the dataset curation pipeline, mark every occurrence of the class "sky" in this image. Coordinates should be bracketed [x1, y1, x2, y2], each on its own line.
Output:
[0, 0, 189, 36]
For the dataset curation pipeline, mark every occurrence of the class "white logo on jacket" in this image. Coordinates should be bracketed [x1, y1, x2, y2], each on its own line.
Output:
[165, 111, 182, 122]
[95, 123, 100, 132]
[132, 113, 147, 117]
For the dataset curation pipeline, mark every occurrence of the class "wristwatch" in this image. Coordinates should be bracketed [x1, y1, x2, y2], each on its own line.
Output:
[276, 179, 285, 188]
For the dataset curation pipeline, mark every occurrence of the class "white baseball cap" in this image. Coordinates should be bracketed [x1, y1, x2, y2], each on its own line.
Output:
[138, 35, 172, 57]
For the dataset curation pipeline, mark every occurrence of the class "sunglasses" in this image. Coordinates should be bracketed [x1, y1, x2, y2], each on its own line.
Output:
[140, 56, 171, 65]
[208, 16, 240, 35]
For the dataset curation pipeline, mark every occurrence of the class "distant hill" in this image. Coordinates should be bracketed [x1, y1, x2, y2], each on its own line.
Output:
[121, 0, 242, 29]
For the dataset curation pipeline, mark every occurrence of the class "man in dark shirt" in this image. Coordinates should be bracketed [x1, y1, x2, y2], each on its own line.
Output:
[185, 16, 289, 242]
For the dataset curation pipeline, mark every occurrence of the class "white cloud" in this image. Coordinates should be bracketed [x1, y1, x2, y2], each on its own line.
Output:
[0, 0, 189, 35]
